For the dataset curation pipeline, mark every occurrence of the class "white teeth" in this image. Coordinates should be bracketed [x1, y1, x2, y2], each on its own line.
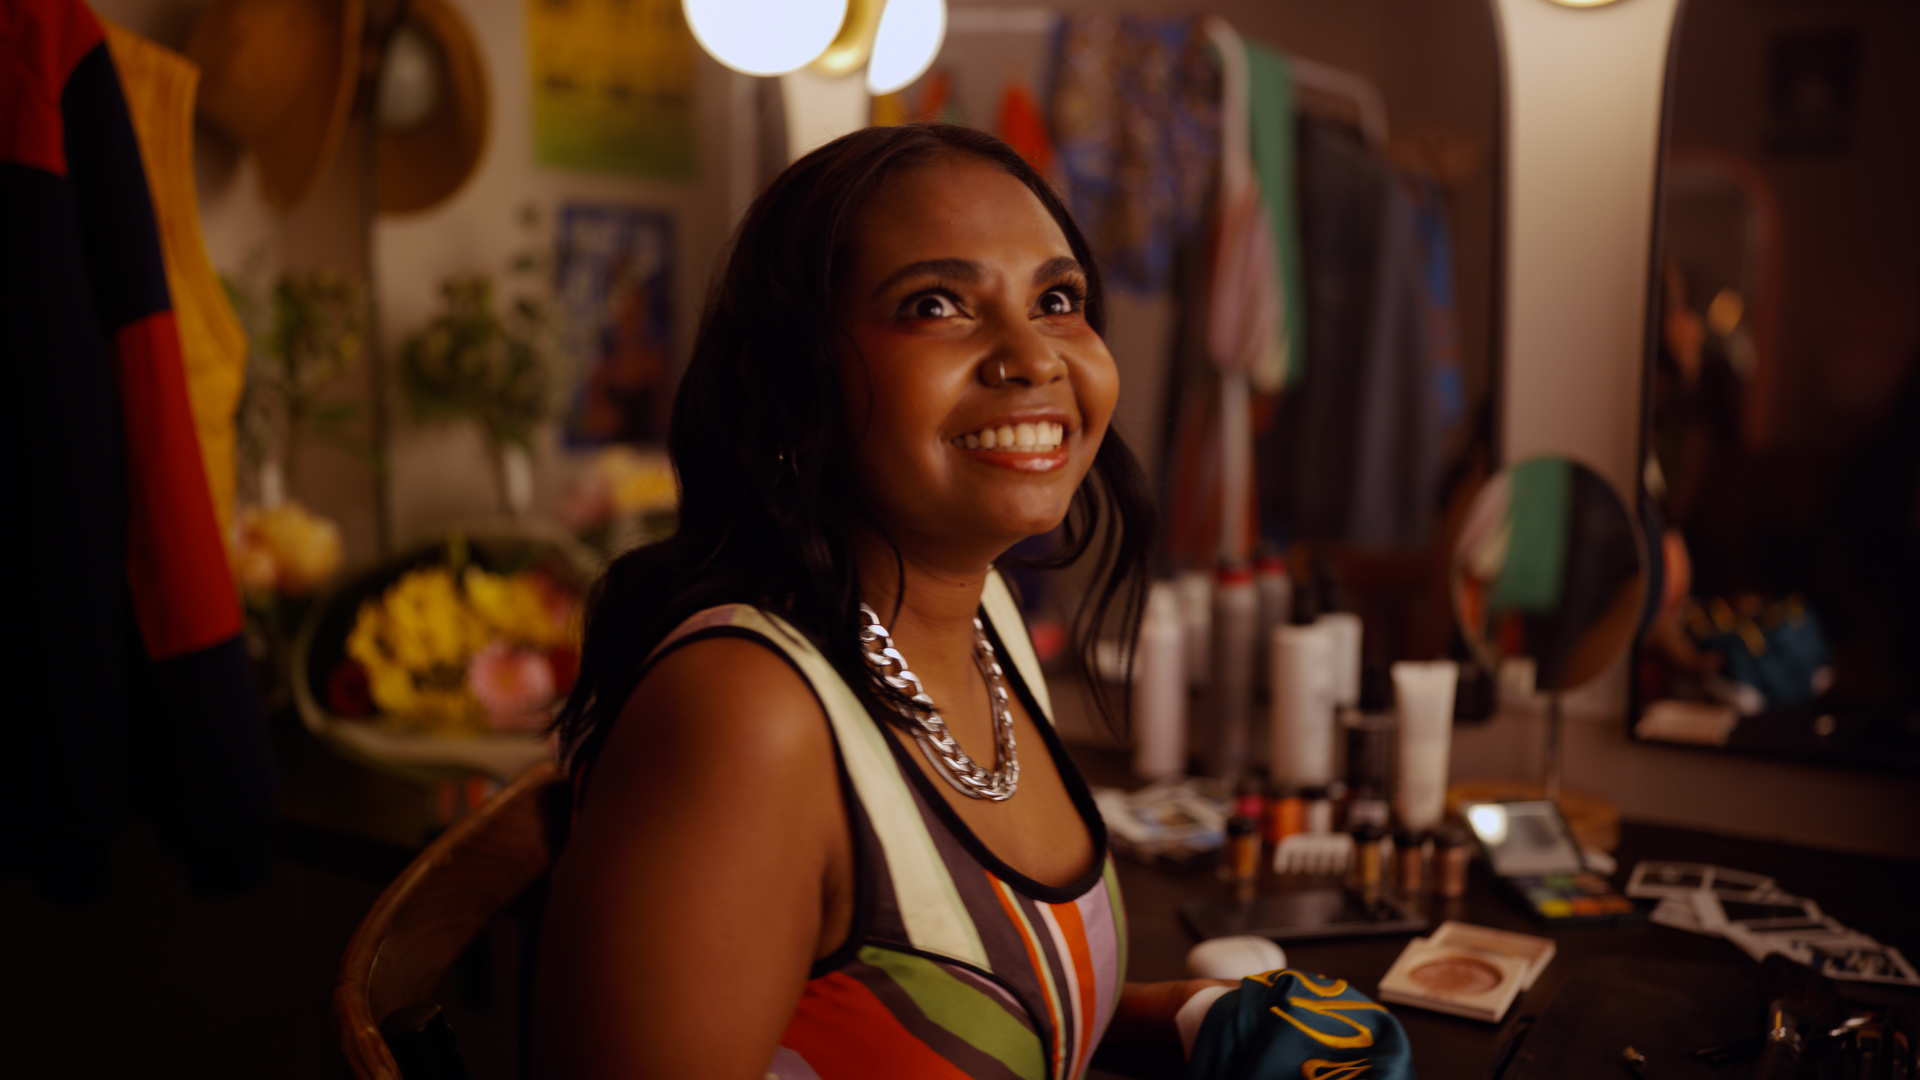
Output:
[956, 421, 1067, 452]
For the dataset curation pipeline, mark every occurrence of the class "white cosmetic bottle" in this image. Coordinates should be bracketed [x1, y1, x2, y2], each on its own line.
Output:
[1269, 590, 1336, 786]
[1175, 569, 1212, 690]
[1254, 552, 1291, 692]
[1131, 582, 1188, 780]
[1208, 565, 1259, 783]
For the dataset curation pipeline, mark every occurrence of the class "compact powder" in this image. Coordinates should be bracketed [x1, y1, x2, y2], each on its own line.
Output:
[1409, 956, 1504, 995]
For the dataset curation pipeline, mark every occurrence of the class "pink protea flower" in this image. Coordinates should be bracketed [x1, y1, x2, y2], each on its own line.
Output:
[468, 639, 555, 732]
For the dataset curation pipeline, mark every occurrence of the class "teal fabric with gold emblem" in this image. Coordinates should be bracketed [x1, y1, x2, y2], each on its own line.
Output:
[1186, 969, 1414, 1080]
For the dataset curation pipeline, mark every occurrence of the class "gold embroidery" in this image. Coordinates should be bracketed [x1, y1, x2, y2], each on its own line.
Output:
[1249, 969, 1349, 997]
[1302, 1059, 1370, 1080]
[1270, 997, 1388, 1049]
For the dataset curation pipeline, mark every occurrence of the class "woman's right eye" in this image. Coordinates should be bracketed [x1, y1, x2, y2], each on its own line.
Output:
[905, 293, 958, 319]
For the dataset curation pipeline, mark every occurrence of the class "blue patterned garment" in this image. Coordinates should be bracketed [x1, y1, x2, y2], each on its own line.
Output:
[1187, 969, 1415, 1080]
[1049, 15, 1221, 293]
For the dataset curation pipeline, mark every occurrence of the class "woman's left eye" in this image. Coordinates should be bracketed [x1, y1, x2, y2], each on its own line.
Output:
[1036, 288, 1078, 317]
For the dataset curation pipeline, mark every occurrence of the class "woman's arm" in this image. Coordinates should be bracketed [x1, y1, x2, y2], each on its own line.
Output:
[1105, 979, 1239, 1043]
[531, 637, 852, 1079]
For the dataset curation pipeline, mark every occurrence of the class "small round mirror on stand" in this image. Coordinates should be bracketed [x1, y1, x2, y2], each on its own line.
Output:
[1452, 456, 1647, 802]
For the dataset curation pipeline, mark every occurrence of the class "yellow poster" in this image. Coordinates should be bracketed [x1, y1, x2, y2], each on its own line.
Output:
[526, 0, 696, 177]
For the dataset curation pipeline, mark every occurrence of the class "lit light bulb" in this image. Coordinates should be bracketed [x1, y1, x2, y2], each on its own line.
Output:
[866, 0, 945, 95]
[682, 0, 850, 77]
[376, 24, 442, 131]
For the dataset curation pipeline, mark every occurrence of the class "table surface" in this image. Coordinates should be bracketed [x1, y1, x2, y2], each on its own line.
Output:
[1069, 747, 1920, 1080]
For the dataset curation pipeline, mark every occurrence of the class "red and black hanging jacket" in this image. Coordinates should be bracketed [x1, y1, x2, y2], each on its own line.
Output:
[1, 0, 274, 903]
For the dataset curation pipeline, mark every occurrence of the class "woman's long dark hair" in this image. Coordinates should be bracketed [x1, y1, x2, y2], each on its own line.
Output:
[554, 123, 1157, 790]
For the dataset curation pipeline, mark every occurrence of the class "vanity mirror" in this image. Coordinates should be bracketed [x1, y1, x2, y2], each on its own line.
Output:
[1454, 456, 1645, 799]
[1632, 0, 1920, 774]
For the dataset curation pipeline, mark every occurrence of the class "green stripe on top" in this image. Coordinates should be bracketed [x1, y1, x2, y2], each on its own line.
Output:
[859, 946, 1047, 1080]
[724, 606, 991, 971]
[1103, 859, 1129, 1013]
[981, 571, 1053, 725]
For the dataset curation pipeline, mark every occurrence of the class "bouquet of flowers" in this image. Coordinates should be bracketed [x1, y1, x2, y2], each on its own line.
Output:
[325, 542, 582, 737]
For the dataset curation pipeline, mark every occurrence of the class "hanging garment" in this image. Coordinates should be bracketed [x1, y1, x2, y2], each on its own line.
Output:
[1050, 14, 1220, 293]
[1244, 42, 1304, 392]
[1, 0, 274, 903]
[995, 78, 1055, 177]
[1260, 117, 1460, 550]
[101, 19, 248, 544]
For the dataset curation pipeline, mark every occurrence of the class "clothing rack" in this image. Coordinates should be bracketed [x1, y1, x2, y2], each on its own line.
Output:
[944, 8, 1390, 148]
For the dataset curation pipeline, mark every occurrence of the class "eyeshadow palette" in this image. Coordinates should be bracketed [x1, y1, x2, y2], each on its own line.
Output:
[1506, 870, 1639, 922]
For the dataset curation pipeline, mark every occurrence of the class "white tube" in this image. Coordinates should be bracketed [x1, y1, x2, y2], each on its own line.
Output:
[1320, 611, 1363, 708]
[1176, 569, 1212, 688]
[1132, 583, 1188, 780]
[1393, 660, 1459, 831]
[1268, 621, 1335, 785]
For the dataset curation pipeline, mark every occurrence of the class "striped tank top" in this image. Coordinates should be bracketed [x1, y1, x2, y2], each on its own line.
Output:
[649, 572, 1126, 1080]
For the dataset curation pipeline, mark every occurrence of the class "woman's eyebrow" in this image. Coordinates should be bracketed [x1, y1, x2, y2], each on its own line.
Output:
[870, 257, 981, 297]
[1031, 256, 1083, 285]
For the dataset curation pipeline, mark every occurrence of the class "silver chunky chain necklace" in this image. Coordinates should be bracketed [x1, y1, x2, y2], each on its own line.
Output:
[857, 603, 1019, 801]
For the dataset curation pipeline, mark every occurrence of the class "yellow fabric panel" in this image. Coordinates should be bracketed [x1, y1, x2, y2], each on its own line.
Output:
[101, 19, 248, 562]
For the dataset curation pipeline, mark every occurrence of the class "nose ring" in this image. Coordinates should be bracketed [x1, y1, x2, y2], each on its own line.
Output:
[984, 360, 1007, 388]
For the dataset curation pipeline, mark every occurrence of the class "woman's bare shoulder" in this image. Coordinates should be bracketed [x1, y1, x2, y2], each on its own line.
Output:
[580, 633, 835, 816]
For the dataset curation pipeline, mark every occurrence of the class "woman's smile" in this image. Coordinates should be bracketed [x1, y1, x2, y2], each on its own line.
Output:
[949, 412, 1073, 472]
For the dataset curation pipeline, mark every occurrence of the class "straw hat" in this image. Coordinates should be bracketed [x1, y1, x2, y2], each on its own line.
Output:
[374, 0, 489, 214]
[186, 0, 364, 212]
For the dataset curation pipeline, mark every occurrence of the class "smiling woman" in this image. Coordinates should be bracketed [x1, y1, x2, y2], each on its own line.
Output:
[532, 124, 1224, 1078]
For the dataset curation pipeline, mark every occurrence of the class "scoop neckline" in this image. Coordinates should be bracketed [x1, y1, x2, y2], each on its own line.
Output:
[872, 611, 1110, 906]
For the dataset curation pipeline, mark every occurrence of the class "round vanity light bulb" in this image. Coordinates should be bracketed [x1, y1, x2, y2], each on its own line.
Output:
[682, 0, 850, 77]
[1545, 0, 1623, 6]
[376, 24, 443, 131]
[866, 0, 945, 95]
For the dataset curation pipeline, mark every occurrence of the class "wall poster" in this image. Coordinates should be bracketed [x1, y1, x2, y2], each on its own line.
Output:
[526, 0, 696, 176]
[556, 202, 675, 445]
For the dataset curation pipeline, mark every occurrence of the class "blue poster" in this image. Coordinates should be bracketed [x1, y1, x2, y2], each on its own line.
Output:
[556, 202, 675, 446]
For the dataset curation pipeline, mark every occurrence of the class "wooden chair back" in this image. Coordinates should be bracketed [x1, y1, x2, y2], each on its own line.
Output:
[335, 761, 569, 1079]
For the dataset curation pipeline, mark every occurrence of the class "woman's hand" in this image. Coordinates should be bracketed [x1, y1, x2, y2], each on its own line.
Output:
[1104, 979, 1240, 1043]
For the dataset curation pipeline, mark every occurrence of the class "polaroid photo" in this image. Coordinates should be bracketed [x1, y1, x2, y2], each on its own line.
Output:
[1723, 921, 1865, 965]
[1707, 867, 1779, 901]
[1378, 938, 1533, 1023]
[1650, 894, 1713, 935]
[1428, 921, 1557, 991]
[1690, 889, 1821, 934]
[1625, 861, 1714, 899]
[1801, 939, 1920, 987]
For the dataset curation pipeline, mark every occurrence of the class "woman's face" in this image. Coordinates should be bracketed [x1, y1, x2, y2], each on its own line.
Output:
[835, 156, 1119, 562]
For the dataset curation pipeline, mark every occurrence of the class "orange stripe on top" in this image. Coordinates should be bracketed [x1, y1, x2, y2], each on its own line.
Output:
[1048, 897, 1101, 1080]
[988, 874, 1067, 1078]
[781, 970, 976, 1080]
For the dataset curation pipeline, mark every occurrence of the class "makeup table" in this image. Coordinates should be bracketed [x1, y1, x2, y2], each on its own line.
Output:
[1069, 747, 1920, 1080]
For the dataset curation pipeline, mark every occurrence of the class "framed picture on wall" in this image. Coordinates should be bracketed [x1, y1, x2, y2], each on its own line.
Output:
[556, 202, 675, 446]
